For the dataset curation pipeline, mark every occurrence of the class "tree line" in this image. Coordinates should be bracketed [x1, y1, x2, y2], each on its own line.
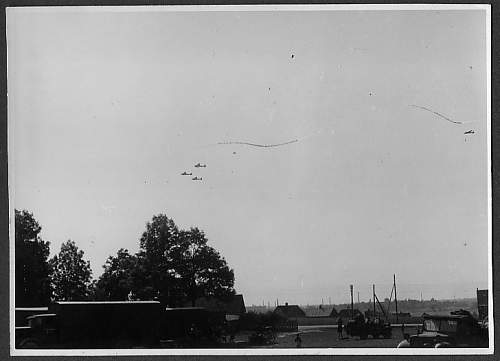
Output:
[15, 210, 235, 307]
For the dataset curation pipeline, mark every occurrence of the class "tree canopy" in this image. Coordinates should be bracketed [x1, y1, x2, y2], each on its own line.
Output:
[96, 214, 235, 306]
[95, 248, 139, 301]
[15, 210, 236, 306]
[50, 240, 93, 301]
[15, 209, 52, 306]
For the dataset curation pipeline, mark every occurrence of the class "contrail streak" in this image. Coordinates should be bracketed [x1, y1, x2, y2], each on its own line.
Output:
[217, 139, 299, 148]
[409, 104, 465, 124]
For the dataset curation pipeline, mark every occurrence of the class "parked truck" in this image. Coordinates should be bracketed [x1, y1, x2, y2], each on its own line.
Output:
[345, 314, 392, 339]
[160, 307, 226, 347]
[16, 301, 162, 349]
[15, 307, 49, 327]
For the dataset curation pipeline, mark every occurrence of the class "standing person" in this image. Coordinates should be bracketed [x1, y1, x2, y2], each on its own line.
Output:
[295, 333, 302, 348]
[337, 318, 343, 340]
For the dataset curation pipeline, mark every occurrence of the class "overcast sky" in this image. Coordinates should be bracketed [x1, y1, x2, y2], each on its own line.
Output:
[8, 7, 489, 305]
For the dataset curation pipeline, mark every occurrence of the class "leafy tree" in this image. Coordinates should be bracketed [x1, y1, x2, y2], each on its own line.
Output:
[95, 248, 139, 300]
[15, 209, 52, 306]
[136, 214, 235, 306]
[50, 240, 92, 301]
[136, 214, 181, 305]
[176, 228, 235, 306]
[95, 214, 236, 306]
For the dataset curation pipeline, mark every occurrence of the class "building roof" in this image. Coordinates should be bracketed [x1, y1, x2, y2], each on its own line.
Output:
[273, 304, 306, 318]
[55, 301, 160, 305]
[338, 308, 362, 318]
[186, 294, 246, 315]
[15, 307, 49, 312]
[422, 311, 474, 320]
[303, 306, 338, 318]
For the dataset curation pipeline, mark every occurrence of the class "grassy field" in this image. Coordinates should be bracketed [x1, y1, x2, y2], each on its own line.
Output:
[234, 325, 418, 348]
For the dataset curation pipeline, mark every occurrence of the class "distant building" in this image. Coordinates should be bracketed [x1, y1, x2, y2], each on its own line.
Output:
[273, 303, 306, 319]
[303, 305, 338, 318]
[185, 294, 246, 321]
[477, 289, 488, 320]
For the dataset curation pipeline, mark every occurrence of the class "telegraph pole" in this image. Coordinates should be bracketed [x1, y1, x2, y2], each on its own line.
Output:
[350, 284, 354, 319]
[373, 284, 376, 317]
[394, 274, 398, 323]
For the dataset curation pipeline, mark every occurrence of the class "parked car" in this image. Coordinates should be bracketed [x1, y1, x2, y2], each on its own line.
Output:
[398, 310, 488, 348]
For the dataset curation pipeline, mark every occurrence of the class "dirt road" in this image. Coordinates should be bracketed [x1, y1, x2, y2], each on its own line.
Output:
[236, 325, 417, 348]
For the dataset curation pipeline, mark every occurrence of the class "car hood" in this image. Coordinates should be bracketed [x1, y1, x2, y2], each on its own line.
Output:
[412, 332, 450, 339]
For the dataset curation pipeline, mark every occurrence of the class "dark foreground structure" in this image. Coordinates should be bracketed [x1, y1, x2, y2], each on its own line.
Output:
[15, 300, 489, 349]
[16, 301, 234, 349]
[16, 301, 162, 348]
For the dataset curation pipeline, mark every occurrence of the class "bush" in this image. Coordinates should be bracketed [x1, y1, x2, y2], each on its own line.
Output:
[239, 311, 288, 331]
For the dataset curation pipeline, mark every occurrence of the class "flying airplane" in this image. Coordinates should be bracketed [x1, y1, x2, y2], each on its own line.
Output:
[181, 171, 192, 176]
[192, 177, 202, 181]
[464, 130, 475, 135]
[194, 163, 207, 168]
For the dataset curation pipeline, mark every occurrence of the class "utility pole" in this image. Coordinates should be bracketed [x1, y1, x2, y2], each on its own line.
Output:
[373, 284, 376, 317]
[350, 284, 354, 319]
[394, 274, 398, 323]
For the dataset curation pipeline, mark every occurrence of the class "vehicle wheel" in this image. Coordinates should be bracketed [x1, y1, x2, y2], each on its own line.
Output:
[18, 338, 41, 349]
[360, 333, 368, 340]
[372, 333, 379, 339]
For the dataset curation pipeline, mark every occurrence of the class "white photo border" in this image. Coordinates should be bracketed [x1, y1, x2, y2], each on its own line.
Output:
[8, 3, 493, 356]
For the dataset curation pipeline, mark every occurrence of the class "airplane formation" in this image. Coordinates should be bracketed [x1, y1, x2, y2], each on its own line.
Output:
[181, 163, 207, 182]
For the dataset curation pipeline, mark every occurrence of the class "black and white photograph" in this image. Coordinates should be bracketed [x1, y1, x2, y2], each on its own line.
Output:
[7, 4, 492, 356]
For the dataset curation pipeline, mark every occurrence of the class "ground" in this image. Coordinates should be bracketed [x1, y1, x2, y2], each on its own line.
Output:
[234, 325, 418, 348]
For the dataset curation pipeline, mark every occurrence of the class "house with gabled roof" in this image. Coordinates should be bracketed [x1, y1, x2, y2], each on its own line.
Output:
[273, 303, 306, 319]
[303, 305, 338, 318]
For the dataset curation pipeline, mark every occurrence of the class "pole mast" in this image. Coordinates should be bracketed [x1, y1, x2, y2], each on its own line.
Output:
[350, 284, 354, 319]
[394, 274, 398, 323]
[373, 284, 376, 317]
